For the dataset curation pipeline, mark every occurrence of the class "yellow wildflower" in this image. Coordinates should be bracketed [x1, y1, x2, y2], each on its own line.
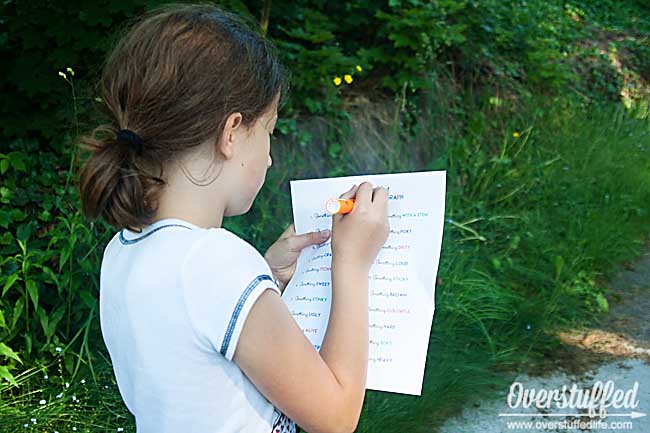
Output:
[58, 71, 67, 79]
[355, 65, 362, 72]
[512, 131, 520, 138]
[66, 67, 75, 76]
[344, 74, 353, 84]
[333, 76, 342, 86]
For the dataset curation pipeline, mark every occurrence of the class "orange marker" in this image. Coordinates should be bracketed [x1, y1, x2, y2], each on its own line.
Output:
[326, 198, 355, 214]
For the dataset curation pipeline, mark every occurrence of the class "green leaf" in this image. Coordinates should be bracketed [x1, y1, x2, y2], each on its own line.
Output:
[46, 305, 66, 342]
[38, 209, 51, 222]
[24, 333, 31, 356]
[0, 309, 6, 330]
[41, 265, 59, 286]
[0, 232, 12, 246]
[11, 298, 23, 332]
[0, 210, 10, 228]
[2, 274, 19, 296]
[595, 293, 609, 313]
[0, 365, 19, 387]
[0, 187, 10, 203]
[16, 223, 32, 244]
[10, 209, 26, 221]
[37, 307, 49, 341]
[26, 280, 39, 311]
[0, 342, 22, 364]
[0, 159, 8, 174]
[64, 353, 73, 375]
[59, 246, 72, 272]
[7, 151, 26, 172]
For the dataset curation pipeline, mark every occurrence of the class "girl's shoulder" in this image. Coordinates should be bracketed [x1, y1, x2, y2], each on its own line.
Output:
[185, 226, 269, 271]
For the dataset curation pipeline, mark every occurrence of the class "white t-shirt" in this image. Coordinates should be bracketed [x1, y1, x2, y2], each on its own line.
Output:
[99, 217, 297, 433]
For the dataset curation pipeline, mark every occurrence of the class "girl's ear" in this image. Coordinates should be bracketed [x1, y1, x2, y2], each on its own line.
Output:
[217, 112, 243, 160]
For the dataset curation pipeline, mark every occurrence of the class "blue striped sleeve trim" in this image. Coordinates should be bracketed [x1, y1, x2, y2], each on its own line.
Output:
[119, 224, 192, 245]
[220, 274, 275, 358]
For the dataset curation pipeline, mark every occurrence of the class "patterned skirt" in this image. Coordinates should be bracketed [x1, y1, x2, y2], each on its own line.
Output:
[272, 407, 296, 433]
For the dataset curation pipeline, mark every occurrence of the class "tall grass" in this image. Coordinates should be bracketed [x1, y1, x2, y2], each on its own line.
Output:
[358, 91, 650, 431]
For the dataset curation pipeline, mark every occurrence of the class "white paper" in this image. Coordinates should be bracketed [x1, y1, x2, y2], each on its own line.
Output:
[281, 170, 446, 396]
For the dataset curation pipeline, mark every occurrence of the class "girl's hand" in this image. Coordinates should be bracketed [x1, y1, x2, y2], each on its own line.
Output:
[263, 223, 331, 293]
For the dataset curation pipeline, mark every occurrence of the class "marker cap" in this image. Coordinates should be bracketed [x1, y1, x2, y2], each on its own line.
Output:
[325, 198, 355, 214]
[325, 198, 341, 214]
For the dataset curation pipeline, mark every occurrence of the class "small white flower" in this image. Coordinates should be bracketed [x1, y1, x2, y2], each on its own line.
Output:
[80, 379, 85, 384]
[55, 347, 62, 353]
[117, 428, 124, 432]
[44, 375, 48, 380]
[72, 427, 77, 431]
[104, 385, 109, 389]
[30, 418, 36, 423]
[23, 423, 28, 428]
[65, 382, 69, 388]
[72, 395, 77, 401]
[39, 399, 46, 405]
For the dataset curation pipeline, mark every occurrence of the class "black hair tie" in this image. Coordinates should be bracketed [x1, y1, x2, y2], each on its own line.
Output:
[116, 129, 144, 155]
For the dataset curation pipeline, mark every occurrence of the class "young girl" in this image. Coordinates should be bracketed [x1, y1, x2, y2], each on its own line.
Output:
[77, 3, 389, 432]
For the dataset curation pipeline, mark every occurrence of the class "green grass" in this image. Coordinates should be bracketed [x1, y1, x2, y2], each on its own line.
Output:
[1, 86, 650, 432]
[0, 352, 133, 431]
[350, 92, 650, 432]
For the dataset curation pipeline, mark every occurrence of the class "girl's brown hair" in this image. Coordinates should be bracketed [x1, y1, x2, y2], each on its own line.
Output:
[76, 2, 289, 233]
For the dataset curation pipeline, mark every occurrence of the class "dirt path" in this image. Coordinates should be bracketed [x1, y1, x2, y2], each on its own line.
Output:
[438, 243, 650, 433]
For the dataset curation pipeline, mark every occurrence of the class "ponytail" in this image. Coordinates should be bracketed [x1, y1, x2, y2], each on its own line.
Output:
[77, 125, 165, 233]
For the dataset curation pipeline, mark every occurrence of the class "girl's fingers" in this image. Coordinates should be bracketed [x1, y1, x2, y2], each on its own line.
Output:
[333, 184, 358, 223]
[339, 184, 358, 199]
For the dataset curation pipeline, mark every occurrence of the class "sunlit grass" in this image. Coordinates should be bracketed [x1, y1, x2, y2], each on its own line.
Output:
[0, 349, 133, 432]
